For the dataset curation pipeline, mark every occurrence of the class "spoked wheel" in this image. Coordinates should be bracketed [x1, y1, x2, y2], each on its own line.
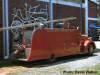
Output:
[9, 52, 18, 62]
[9, 49, 25, 61]
[88, 44, 95, 55]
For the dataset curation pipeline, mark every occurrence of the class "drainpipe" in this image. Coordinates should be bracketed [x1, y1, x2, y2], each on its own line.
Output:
[85, 0, 89, 35]
[2, 0, 10, 59]
[49, 0, 53, 28]
[80, 0, 83, 33]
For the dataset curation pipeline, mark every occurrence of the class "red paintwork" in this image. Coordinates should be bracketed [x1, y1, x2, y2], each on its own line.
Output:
[22, 28, 95, 61]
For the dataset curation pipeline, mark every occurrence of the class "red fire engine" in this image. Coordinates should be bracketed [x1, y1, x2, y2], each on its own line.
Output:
[9, 18, 96, 62]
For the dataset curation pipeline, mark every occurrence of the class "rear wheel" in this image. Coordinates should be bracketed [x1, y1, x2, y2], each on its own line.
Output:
[88, 44, 94, 55]
[48, 54, 56, 62]
[9, 53, 17, 62]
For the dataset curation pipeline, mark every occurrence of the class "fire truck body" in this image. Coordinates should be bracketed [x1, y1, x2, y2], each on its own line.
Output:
[18, 28, 95, 61]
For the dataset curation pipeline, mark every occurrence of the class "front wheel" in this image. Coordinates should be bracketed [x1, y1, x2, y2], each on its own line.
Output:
[88, 44, 95, 55]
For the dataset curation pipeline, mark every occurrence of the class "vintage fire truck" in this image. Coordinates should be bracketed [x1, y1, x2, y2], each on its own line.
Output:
[9, 17, 96, 62]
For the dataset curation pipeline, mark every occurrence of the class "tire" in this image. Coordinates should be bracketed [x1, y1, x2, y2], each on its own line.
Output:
[48, 54, 56, 62]
[88, 44, 94, 55]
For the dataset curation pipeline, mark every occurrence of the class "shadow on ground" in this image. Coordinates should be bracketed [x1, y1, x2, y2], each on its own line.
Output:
[0, 52, 98, 68]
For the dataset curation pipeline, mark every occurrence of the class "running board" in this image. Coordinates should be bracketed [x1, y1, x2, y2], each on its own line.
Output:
[18, 58, 28, 61]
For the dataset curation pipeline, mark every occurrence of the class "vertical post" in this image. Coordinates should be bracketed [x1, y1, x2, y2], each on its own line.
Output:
[49, 0, 53, 28]
[2, 0, 10, 59]
[85, 0, 89, 35]
[80, 0, 83, 33]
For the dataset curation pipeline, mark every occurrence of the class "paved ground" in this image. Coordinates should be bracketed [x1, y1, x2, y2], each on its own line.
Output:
[0, 52, 97, 75]
[94, 41, 100, 49]
[0, 41, 100, 75]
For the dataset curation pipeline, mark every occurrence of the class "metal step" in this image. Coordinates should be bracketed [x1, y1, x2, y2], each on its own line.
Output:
[18, 58, 28, 61]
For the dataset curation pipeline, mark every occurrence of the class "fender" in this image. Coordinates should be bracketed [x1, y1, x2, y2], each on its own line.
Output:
[84, 39, 92, 47]
[80, 37, 95, 52]
[84, 38, 95, 48]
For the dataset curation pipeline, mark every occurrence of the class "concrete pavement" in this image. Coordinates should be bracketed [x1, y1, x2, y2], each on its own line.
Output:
[94, 41, 100, 49]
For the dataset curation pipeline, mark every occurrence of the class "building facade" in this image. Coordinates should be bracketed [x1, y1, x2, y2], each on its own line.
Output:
[0, 0, 99, 59]
[0, 0, 3, 59]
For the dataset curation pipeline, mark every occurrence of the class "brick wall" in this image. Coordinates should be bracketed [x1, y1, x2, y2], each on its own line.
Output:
[89, 1, 97, 18]
[53, 4, 85, 33]
[8, 0, 97, 47]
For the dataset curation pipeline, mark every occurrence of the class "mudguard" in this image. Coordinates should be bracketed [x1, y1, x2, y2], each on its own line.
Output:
[80, 36, 95, 53]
